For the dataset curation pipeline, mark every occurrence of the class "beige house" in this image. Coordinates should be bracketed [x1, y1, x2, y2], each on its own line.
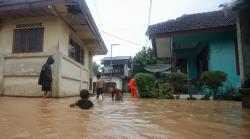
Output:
[0, 0, 107, 97]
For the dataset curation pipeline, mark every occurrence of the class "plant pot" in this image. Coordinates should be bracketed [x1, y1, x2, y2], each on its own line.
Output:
[240, 88, 250, 108]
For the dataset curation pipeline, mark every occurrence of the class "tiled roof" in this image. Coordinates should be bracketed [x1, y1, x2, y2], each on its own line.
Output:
[146, 10, 236, 36]
[101, 56, 131, 61]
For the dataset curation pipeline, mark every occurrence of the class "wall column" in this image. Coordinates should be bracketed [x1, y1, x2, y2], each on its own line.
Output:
[237, 8, 250, 108]
[52, 50, 61, 97]
[88, 52, 93, 92]
[0, 55, 4, 95]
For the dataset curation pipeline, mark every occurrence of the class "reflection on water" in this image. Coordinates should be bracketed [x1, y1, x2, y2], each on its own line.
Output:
[0, 96, 250, 139]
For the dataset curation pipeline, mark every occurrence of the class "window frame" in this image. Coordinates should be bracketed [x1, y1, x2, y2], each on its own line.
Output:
[12, 27, 44, 53]
[68, 38, 85, 65]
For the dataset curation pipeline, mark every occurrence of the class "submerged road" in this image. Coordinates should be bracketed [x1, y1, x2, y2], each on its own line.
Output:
[0, 96, 250, 139]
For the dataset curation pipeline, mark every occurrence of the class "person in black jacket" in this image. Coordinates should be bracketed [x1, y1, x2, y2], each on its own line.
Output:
[38, 56, 55, 98]
[70, 89, 94, 109]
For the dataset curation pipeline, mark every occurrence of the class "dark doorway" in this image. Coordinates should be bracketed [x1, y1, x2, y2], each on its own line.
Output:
[176, 59, 187, 73]
[197, 48, 208, 77]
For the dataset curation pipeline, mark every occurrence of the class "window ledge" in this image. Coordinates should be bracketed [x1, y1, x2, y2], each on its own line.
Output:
[4, 52, 53, 58]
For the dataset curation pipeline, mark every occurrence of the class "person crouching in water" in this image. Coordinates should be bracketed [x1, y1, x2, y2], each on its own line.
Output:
[70, 89, 93, 109]
[111, 84, 123, 101]
[38, 56, 54, 98]
[94, 73, 105, 100]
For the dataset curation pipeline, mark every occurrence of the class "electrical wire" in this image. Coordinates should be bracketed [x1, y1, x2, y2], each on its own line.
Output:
[93, 0, 104, 30]
[145, 0, 153, 47]
[100, 30, 145, 47]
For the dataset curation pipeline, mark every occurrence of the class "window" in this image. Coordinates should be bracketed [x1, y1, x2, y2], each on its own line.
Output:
[13, 27, 44, 53]
[69, 38, 84, 65]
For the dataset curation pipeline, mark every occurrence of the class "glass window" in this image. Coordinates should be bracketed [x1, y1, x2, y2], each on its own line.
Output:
[68, 38, 85, 65]
[13, 27, 44, 53]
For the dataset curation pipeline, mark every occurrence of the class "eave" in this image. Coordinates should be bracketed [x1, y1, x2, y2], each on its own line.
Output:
[0, 0, 107, 55]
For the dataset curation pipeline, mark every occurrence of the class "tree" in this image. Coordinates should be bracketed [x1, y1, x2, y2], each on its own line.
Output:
[130, 47, 167, 77]
[92, 61, 100, 75]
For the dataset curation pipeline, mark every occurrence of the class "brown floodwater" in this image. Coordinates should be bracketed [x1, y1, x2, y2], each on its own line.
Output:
[0, 95, 250, 139]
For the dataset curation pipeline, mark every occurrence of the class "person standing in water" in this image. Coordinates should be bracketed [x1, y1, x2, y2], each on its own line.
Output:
[38, 56, 55, 98]
[128, 78, 138, 97]
[94, 73, 105, 100]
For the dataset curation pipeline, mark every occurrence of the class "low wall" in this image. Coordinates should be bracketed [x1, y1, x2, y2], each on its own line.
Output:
[0, 53, 53, 96]
[0, 52, 90, 97]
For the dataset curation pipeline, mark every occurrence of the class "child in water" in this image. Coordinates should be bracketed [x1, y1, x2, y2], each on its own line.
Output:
[70, 89, 93, 109]
[111, 84, 123, 101]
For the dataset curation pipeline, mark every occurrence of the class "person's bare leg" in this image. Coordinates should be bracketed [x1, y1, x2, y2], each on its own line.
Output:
[45, 91, 51, 98]
[101, 93, 105, 100]
[43, 91, 47, 98]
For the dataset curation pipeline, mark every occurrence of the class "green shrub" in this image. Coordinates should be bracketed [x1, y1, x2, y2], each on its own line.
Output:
[134, 73, 156, 98]
[166, 72, 188, 96]
[214, 84, 241, 101]
[187, 84, 198, 100]
[158, 83, 174, 99]
[200, 71, 227, 97]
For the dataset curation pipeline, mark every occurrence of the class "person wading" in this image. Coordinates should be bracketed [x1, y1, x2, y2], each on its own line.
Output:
[38, 56, 55, 98]
[94, 73, 105, 100]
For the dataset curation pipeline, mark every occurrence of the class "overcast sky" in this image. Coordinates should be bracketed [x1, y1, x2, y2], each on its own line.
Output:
[85, 0, 231, 64]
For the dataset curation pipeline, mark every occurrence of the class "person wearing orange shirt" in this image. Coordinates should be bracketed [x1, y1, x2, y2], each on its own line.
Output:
[128, 79, 138, 97]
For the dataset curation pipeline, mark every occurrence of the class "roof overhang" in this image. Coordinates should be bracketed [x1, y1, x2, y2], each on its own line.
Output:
[148, 25, 236, 38]
[0, 0, 107, 55]
[149, 25, 236, 58]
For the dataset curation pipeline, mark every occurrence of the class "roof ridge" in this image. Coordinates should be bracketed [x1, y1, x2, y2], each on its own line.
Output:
[146, 10, 236, 35]
[149, 10, 223, 28]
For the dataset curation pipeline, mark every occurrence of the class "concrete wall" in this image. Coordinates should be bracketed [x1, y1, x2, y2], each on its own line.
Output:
[209, 34, 240, 86]
[60, 55, 89, 97]
[0, 16, 92, 97]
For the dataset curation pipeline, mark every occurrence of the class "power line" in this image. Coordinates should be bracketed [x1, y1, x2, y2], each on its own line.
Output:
[100, 30, 145, 47]
[93, 0, 104, 30]
[145, 0, 153, 47]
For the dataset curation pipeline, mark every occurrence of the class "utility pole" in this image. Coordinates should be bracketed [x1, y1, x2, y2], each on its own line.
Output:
[110, 44, 120, 82]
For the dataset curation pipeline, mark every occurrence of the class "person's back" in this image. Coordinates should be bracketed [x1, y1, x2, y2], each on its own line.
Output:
[70, 89, 93, 109]
[95, 73, 105, 99]
[96, 79, 105, 89]
[75, 99, 93, 109]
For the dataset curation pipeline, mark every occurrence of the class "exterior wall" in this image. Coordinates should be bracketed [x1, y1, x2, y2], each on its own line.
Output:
[59, 55, 89, 97]
[0, 16, 92, 97]
[173, 31, 240, 86]
[208, 34, 240, 86]
[0, 16, 62, 96]
[112, 77, 123, 89]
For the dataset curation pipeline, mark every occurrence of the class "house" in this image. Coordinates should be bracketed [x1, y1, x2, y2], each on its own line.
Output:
[146, 10, 240, 87]
[0, 0, 107, 97]
[100, 56, 131, 92]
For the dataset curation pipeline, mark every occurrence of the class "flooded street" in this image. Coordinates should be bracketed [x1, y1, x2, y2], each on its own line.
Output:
[0, 96, 250, 139]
